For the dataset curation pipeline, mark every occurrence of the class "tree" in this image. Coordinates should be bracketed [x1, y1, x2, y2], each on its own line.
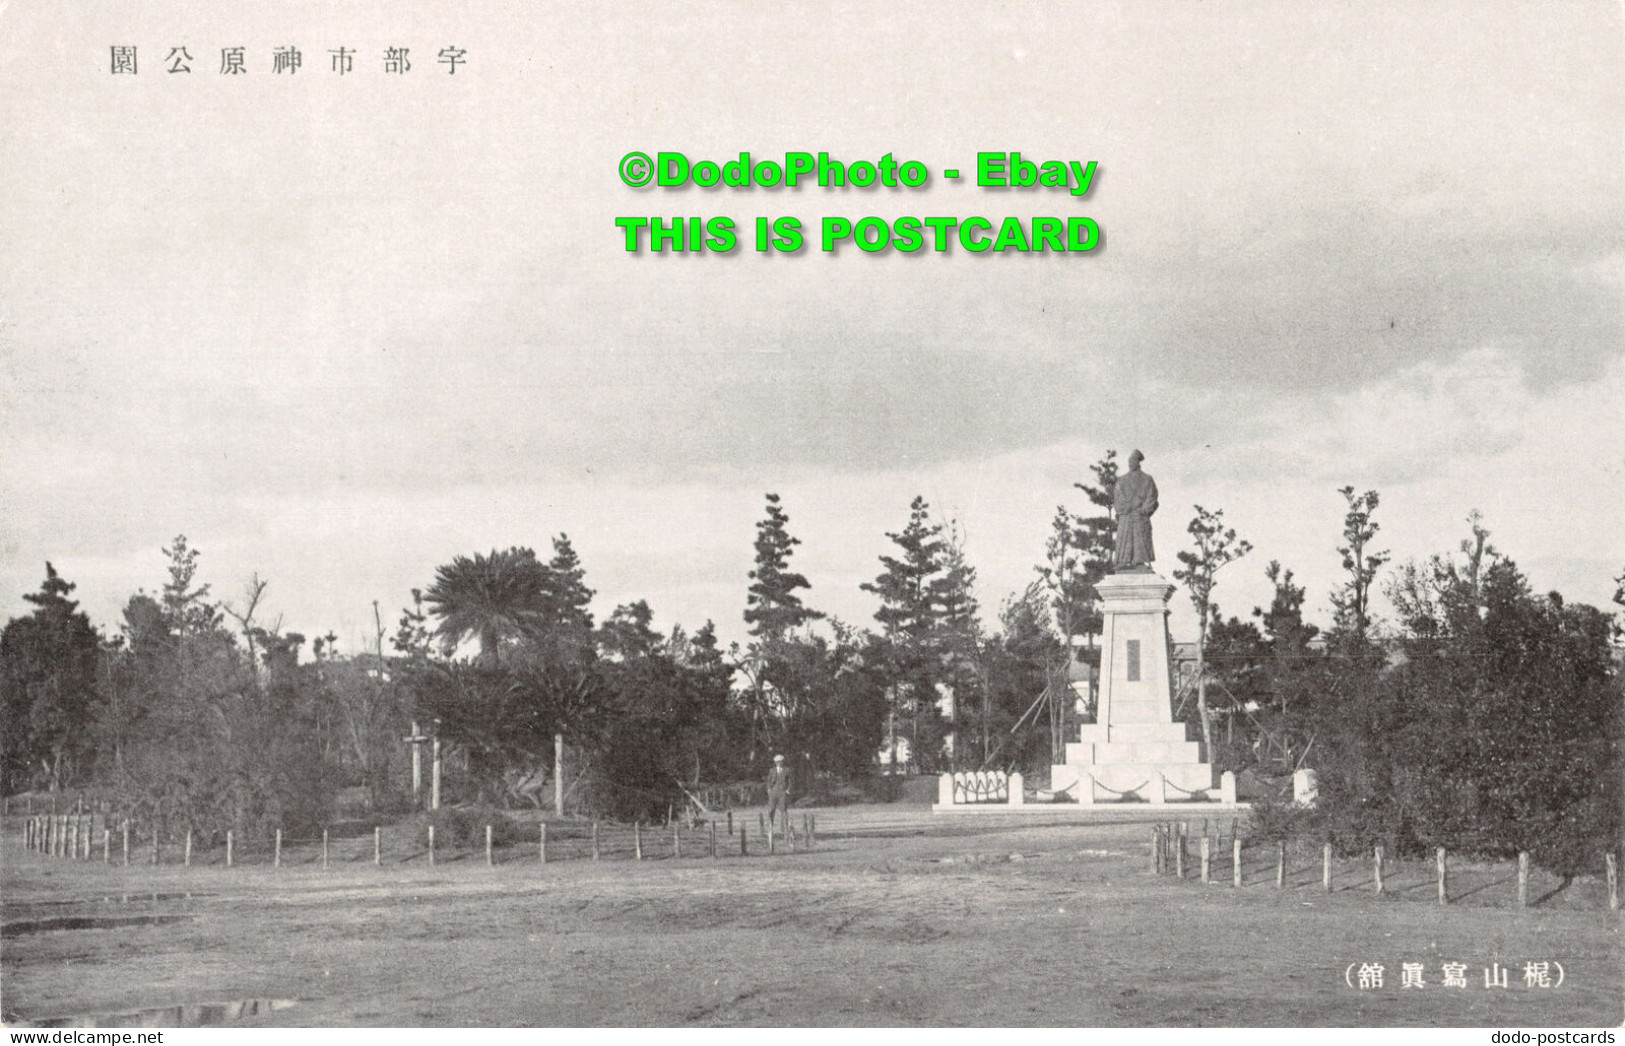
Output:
[1034, 506, 1090, 760]
[98, 539, 335, 842]
[736, 495, 823, 768]
[1070, 449, 1119, 643]
[743, 494, 822, 641]
[981, 583, 1064, 774]
[1386, 510, 1498, 644]
[423, 547, 556, 666]
[770, 623, 890, 787]
[1249, 561, 1322, 774]
[1173, 505, 1253, 754]
[543, 534, 596, 635]
[1199, 614, 1269, 761]
[0, 564, 102, 792]
[862, 495, 949, 772]
[599, 600, 661, 661]
[158, 535, 223, 638]
[1328, 487, 1389, 650]
[1309, 552, 1620, 875]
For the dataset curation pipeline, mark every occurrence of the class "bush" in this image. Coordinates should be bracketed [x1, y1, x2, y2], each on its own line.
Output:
[418, 805, 527, 849]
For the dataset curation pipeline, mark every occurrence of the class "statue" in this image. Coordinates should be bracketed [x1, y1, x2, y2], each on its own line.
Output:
[1112, 449, 1158, 571]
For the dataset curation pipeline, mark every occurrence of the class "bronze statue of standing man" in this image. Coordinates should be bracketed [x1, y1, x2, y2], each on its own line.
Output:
[1112, 449, 1158, 572]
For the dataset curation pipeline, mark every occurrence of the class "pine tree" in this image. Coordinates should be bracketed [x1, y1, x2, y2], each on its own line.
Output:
[862, 496, 949, 772]
[743, 494, 822, 640]
[1249, 560, 1324, 773]
[545, 534, 596, 634]
[1172, 505, 1252, 755]
[0, 564, 102, 791]
[159, 535, 223, 637]
[1329, 486, 1389, 650]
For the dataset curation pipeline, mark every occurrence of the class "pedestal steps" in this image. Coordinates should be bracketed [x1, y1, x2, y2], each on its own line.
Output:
[1051, 761, 1215, 799]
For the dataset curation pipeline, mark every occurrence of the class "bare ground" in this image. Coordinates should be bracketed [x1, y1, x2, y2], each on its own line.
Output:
[2, 808, 1620, 1027]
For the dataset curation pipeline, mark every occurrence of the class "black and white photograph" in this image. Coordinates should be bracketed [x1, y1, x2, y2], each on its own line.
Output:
[1, 0, 1621, 1031]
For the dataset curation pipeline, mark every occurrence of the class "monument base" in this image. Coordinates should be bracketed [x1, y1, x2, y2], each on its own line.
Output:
[1053, 569, 1218, 803]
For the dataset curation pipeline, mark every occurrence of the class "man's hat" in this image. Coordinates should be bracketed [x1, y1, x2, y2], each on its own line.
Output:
[773, 754, 785, 762]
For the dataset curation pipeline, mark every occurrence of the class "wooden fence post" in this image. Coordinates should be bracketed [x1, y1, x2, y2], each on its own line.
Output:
[709, 820, 717, 859]
[1150, 826, 1160, 873]
[185, 830, 193, 867]
[486, 825, 493, 866]
[275, 829, 282, 868]
[1374, 846, 1384, 895]
[1174, 827, 1185, 879]
[320, 828, 329, 869]
[1606, 852, 1617, 911]
[1276, 841, 1285, 889]
[427, 824, 435, 866]
[1233, 838, 1242, 888]
[673, 823, 681, 859]
[726, 810, 733, 835]
[539, 822, 547, 865]
[1200, 836, 1211, 883]
[102, 828, 110, 864]
[151, 830, 159, 866]
[634, 822, 643, 861]
[592, 821, 600, 861]
[1322, 843, 1332, 892]
[375, 827, 382, 866]
[809, 814, 816, 849]
[122, 821, 130, 866]
[1437, 848, 1448, 905]
[226, 831, 234, 868]
[740, 823, 748, 857]
[759, 810, 766, 837]
[1517, 851, 1529, 908]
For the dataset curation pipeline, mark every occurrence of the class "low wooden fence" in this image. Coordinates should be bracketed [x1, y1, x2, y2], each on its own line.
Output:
[1146, 817, 1620, 912]
[17, 810, 820, 868]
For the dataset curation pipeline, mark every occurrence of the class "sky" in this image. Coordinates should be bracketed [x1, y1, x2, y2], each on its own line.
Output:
[2, 0, 1622, 653]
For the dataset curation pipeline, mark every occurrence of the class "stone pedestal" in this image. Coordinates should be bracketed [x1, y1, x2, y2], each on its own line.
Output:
[1050, 570, 1216, 802]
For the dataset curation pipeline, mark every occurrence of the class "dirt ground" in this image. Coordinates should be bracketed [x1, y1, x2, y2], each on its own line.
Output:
[2, 807, 1620, 1027]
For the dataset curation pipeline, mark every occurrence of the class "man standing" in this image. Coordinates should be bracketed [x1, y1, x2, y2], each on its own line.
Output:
[1112, 449, 1159, 571]
[766, 754, 792, 831]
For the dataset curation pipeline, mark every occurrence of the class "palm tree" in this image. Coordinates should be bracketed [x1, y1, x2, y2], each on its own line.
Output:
[423, 548, 553, 667]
